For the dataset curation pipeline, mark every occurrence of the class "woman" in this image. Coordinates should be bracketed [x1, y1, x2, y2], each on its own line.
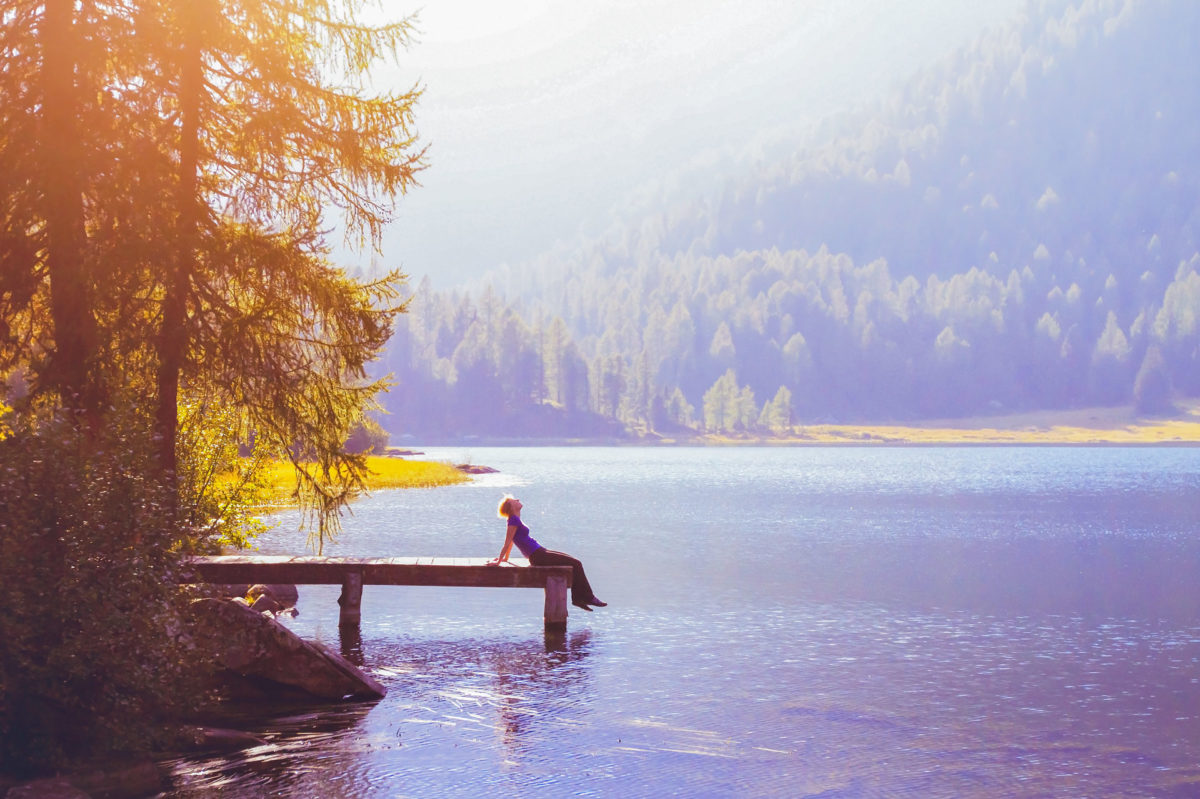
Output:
[489, 496, 606, 611]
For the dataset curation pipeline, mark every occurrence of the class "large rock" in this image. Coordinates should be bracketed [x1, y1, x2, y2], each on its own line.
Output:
[245, 584, 299, 616]
[248, 583, 299, 609]
[200, 582, 299, 612]
[189, 598, 385, 701]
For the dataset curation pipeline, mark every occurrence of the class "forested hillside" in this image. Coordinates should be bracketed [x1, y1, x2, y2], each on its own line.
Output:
[378, 0, 1200, 440]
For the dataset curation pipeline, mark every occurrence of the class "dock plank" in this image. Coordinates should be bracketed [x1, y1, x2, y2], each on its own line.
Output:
[186, 555, 572, 589]
[184, 555, 575, 629]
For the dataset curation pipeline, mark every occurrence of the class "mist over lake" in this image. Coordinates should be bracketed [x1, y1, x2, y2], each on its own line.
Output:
[165, 446, 1200, 797]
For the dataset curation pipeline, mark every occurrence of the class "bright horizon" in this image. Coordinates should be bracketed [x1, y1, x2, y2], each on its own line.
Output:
[367, 0, 1025, 287]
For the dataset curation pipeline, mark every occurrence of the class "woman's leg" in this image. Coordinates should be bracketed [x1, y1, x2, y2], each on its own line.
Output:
[530, 548, 596, 605]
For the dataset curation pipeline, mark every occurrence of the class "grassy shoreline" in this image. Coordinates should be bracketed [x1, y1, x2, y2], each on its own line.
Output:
[683, 400, 1200, 446]
[258, 455, 468, 503]
[398, 400, 1200, 448]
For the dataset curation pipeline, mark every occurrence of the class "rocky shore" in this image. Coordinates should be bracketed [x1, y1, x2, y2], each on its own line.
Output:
[3, 584, 384, 798]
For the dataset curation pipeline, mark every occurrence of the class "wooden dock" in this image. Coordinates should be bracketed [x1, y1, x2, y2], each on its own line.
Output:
[186, 555, 575, 629]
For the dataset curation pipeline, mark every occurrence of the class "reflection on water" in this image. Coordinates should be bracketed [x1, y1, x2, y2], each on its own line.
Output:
[374, 629, 594, 760]
[166, 701, 373, 796]
[167, 630, 594, 797]
[339, 625, 364, 666]
[163, 447, 1200, 797]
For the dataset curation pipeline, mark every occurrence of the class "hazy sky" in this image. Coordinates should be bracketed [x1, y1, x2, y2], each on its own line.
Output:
[363, 0, 1025, 287]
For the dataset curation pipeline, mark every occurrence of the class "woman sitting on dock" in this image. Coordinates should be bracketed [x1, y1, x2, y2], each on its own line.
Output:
[489, 495, 607, 612]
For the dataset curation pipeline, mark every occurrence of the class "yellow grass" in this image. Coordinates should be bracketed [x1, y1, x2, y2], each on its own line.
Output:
[258, 455, 468, 505]
[359, 456, 471, 489]
[695, 399, 1200, 445]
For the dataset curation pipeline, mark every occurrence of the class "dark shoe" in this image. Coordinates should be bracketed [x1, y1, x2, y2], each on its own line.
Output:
[588, 598, 607, 607]
[572, 601, 593, 612]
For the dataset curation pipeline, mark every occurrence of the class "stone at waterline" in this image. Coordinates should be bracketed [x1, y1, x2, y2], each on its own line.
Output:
[199, 582, 299, 611]
[251, 583, 299, 608]
[246, 583, 299, 615]
[177, 726, 269, 753]
[189, 598, 385, 701]
[455, 463, 498, 474]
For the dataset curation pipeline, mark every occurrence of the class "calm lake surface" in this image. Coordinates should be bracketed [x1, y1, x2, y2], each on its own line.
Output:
[164, 446, 1200, 797]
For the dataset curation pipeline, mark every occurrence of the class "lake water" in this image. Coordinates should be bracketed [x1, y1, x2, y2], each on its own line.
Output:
[163, 446, 1200, 797]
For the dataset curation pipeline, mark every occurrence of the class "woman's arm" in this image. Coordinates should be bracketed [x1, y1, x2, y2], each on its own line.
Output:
[489, 523, 518, 565]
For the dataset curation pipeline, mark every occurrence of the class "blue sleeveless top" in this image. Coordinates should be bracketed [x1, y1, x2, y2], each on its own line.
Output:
[508, 515, 542, 558]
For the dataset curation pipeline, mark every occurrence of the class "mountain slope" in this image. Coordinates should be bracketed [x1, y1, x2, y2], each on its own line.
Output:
[380, 0, 1200, 438]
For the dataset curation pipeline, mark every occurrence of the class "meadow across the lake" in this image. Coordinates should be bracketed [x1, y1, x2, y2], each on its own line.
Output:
[689, 400, 1200, 446]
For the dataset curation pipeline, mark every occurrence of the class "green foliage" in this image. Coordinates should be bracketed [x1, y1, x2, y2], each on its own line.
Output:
[702, 370, 756, 434]
[344, 416, 390, 455]
[185, 226, 405, 553]
[2, 1, 420, 552]
[759, 386, 794, 434]
[382, 248, 1200, 436]
[662, 387, 695, 430]
[176, 395, 274, 552]
[0, 412, 211, 776]
[1133, 346, 1173, 415]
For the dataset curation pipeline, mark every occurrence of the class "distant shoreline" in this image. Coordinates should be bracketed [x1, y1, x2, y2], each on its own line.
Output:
[395, 401, 1200, 448]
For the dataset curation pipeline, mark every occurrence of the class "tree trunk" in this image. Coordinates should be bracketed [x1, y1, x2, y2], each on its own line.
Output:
[41, 0, 98, 418]
[156, 9, 202, 488]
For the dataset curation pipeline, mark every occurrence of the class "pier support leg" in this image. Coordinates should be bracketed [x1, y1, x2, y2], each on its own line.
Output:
[544, 574, 568, 630]
[338, 570, 363, 627]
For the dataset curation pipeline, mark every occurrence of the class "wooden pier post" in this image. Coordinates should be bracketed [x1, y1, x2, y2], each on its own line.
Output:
[544, 574, 568, 630]
[338, 570, 363, 627]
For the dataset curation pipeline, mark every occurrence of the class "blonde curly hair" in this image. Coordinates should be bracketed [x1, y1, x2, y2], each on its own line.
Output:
[497, 495, 519, 519]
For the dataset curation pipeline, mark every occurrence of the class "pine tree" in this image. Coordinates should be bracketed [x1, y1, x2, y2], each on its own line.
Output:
[2, 1, 425, 550]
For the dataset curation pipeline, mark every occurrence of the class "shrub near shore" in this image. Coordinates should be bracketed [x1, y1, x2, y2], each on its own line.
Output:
[0, 417, 211, 775]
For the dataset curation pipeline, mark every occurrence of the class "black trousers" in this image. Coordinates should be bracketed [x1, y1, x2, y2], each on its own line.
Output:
[529, 548, 596, 605]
